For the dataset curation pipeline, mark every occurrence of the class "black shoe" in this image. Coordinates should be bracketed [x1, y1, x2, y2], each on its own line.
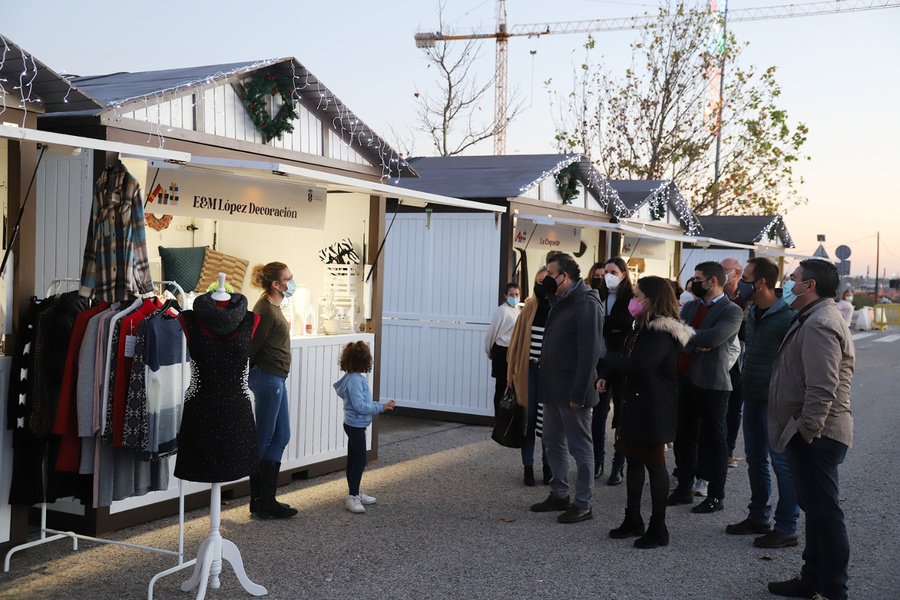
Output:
[634, 515, 669, 549]
[606, 465, 624, 486]
[725, 518, 772, 535]
[542, 467, 552, 486]
[256, 460, 298, 519]
[767, 574, 817, 598]
[524, 466, 536, 487]
[594, 461, 605, 479]
[754, 530, 800, 549]
[609, 508, 645, 539]
[666, 489, 693, 506]
[557, 506, 593, 523]
[691, 497, 723, 514]
[530, 493, 572, 512]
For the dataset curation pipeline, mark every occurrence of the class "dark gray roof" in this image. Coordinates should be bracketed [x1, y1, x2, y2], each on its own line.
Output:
[0, 34, 101, 114]
[71, 61, 260, 108]
[697, 215, 794, 247]
[390, 154, 583, 199]
[607, 179, 701, 233]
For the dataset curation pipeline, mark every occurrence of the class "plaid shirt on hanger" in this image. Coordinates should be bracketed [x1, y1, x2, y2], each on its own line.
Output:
[79, 164, 153, 302]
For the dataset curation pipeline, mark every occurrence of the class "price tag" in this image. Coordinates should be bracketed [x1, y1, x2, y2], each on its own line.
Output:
[124, 335, 137, 358]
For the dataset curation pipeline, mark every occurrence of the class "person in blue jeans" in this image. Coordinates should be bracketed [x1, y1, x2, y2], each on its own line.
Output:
[334, 341, 395, 514]
[725, 257, 800, 548]
[248, 261, 298, 519]
[767, 259, 854, 600]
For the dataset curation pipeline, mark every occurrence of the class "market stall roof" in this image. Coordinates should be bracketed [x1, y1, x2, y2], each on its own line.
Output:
[40, 57, 414, 178]
[0, 34, 102, 114]
[389, 154, 625, 213]
[606, 179, 702, 234]
[692, 214, 795, 248]
[148, 156, 505, 213]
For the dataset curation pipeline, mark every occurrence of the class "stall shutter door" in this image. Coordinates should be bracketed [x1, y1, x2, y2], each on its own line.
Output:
[380, 212, 500, 417]
[35, 152, 93, 295]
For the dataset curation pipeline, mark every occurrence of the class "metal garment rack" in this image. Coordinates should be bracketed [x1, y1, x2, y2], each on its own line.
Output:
[2, 278, 195, 600]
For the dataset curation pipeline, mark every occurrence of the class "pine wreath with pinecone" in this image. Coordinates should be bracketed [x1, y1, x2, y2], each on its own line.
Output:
[242, 69, 299, 143]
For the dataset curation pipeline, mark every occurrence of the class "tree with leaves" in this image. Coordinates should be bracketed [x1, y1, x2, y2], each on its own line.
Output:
[413, 1, 523, 156]
[549, 0, 808, 216]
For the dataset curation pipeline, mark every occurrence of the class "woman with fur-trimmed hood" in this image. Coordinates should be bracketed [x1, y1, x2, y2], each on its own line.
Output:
[597, 275, 694, 550]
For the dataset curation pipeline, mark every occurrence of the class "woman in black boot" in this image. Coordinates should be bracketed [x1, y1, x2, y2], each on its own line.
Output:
[506, 268, 551, 487]
[598, 276, 693, 548]
[248, 262, 298, 519]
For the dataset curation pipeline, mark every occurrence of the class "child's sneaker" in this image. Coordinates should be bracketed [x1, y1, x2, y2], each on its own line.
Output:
[358, 491, 377, 505]
[345, 495, 365, 514]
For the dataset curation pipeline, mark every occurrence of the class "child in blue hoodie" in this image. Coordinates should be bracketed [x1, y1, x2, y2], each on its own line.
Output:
[334, 341, 395, 513]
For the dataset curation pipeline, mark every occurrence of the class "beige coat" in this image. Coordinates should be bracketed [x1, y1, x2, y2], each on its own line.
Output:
[506, 297, 537, 433]
[768, 298, 855, 453]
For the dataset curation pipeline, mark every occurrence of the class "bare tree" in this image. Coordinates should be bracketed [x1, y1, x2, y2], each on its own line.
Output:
[415, 1, 523, 156]
[549, 1, 809, 216]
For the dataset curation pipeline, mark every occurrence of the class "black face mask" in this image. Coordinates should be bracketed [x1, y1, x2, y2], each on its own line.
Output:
[542, 274, 560, 296]
[691, 280, 707, 299]
[533, 283, 547, 301]
[590, 277, 603, 290]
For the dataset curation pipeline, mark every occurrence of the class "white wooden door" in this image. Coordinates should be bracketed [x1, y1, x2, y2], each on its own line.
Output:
[379, 212, 500, 416]
[35, 151, 93, 294]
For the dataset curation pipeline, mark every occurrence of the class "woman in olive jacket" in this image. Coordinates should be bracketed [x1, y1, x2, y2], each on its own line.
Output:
[597, 276, 694, 549]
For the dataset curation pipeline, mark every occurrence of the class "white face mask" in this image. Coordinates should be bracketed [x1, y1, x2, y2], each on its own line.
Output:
[845, 296, 853, 303]
[604, 272, 621, 290]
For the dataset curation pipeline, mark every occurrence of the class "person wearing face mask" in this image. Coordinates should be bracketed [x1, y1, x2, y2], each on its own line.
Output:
[507, 268, 551, 486]
[586, 262, 606, 290]
[668, 261, 743, 514]
[529, 254, 604, 524]
[720, 257, 747, 472]
[725, 258, 800, 550]
[597, 276, 694, 548]
[836, 289, 854, 325]
[485, 283, 522, 418]
[766, 259, 854, 600]
[247, 261, 298, 518]
[591, 257, 635, 486]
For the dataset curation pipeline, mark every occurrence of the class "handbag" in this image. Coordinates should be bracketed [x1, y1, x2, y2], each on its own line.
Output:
[491, 386, 524, 448]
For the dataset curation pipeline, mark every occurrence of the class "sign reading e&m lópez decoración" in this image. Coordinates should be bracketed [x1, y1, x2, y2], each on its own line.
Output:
[146, 168, 327, 229]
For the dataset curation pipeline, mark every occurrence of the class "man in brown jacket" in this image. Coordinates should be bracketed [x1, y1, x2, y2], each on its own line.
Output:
[767, 259, 854, 600]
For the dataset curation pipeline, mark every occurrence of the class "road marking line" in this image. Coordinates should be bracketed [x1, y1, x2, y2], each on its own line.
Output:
[873, 334, 900, 343]
[852, 333, 875, 340]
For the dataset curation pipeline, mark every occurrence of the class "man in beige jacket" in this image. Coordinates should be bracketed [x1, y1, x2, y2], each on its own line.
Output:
[767, 259, 854, 600]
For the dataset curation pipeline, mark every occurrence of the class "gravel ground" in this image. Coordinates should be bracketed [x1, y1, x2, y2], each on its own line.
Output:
[1, 341, 897, 600]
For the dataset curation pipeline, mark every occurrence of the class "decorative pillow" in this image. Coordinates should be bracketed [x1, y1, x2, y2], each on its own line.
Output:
[195, 248, 250, 294]
[318, 238, 359, 265]
[158, 246, 208, 295]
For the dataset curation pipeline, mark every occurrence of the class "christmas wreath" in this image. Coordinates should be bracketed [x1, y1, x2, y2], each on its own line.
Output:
[242, 69, 298, 143]
[555, 164, 581, 205]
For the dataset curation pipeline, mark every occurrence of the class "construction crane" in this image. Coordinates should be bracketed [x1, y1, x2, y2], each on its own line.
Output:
[415, 0, 900, 155]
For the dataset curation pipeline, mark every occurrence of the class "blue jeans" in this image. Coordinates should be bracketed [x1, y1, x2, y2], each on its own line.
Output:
[786, 434, 849, 600]
[249, 367, 291, 462]
[520, 362, 540, 467]
[742, 400, 799, 533]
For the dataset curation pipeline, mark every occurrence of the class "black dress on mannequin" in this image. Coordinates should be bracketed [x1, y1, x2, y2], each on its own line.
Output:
[174, 293, 258, 483]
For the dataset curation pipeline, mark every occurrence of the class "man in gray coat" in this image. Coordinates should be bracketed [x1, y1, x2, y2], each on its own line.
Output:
[668, 261, 743, 513]
[530, 253, 604, 524]
[767, 259, 854, 600]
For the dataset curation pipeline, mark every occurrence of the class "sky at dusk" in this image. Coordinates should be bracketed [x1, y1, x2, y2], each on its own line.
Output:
[4, 0, 899, 279]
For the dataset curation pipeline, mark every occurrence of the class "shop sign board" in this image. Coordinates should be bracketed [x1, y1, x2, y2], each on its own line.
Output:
[146, 167, 327, 229]
[513, 218, 581, 253]
[622, 235, 667, 260]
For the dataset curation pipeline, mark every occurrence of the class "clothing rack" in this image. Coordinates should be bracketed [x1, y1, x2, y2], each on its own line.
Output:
[2, 278, 194, 600]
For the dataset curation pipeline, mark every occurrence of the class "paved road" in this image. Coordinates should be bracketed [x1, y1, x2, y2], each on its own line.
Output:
[1, 329, 898, 599]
